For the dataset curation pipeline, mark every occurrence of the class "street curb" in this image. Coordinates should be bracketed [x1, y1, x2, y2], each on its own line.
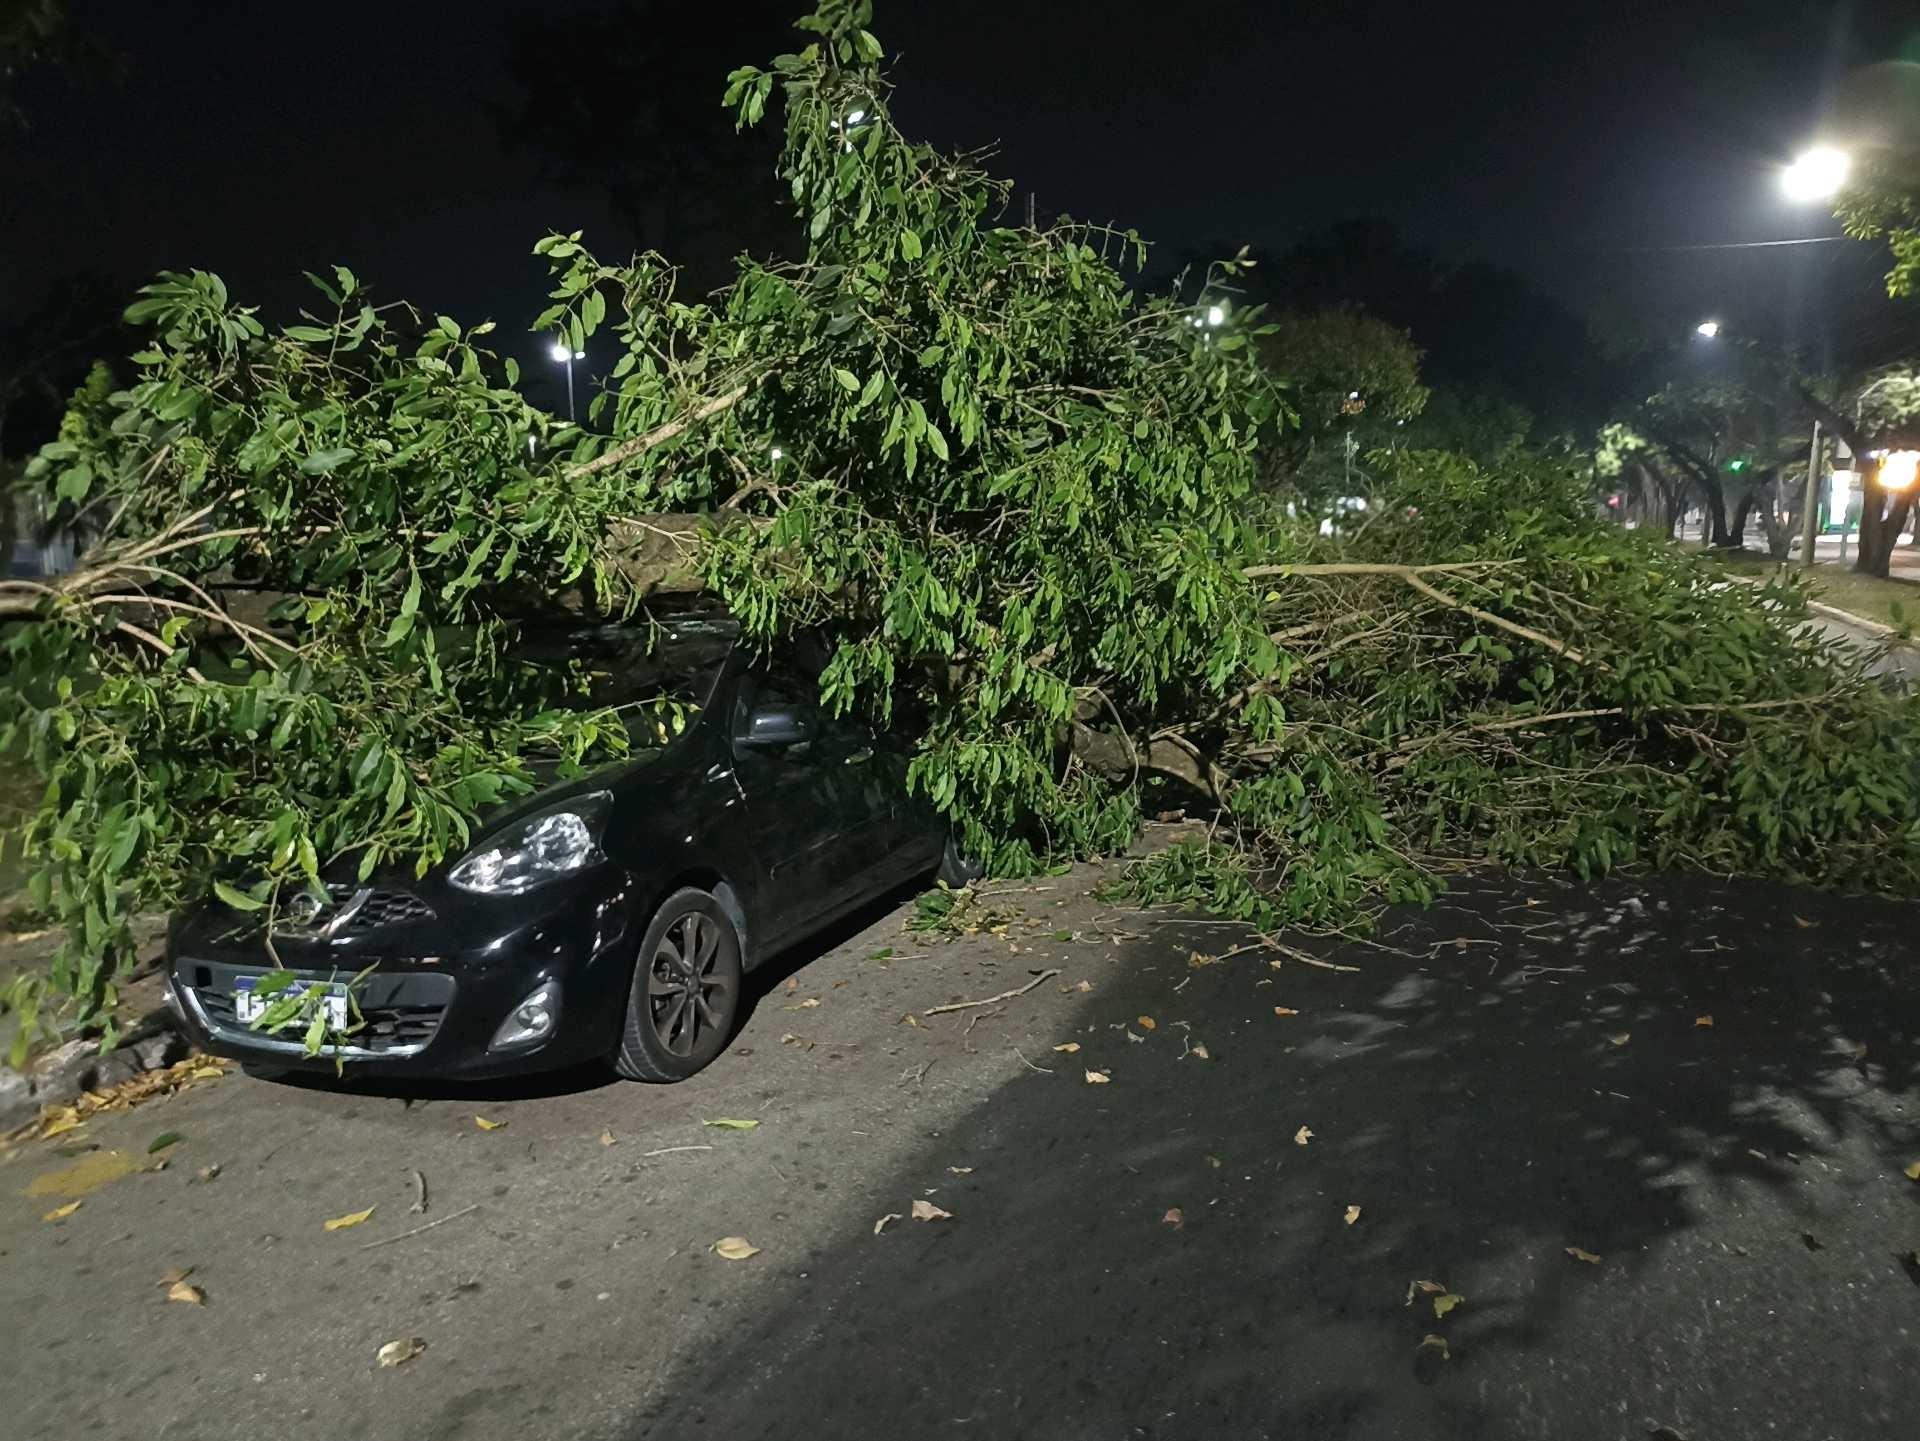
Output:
[1802, 597, 1908, 642]
[0, 1015, 189, 1134]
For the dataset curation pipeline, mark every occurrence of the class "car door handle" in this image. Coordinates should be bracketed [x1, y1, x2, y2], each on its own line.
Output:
[845, 746, 873, 766]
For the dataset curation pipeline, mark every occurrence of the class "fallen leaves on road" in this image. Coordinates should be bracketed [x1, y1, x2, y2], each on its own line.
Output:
[1125, 1030, 1144, 1044]
[947, 1166, 973, 1175]
[1187, 950, 1220, 968]
[1792, 915, 1817, 929]
[192, 1164, 221, 1184]
[1433, 1293, 1464, 1318]
[1162, 1207, 1184, 1229]
[324, 1207, 376, 1232]
[873, 1212, 902, 1235]
[1136, 1015, 1157, 1031]
[42, 1199, 82, 1222]
[702, 1118, 760, 1130]
[148, 1131, 183, 1155]
[166, 1280, 206, 1306]
[1294, 1126, 1314, 1146]
[1190, 1043, 1211, 1060]
[711, 1236, 761, 1260]
[1084, 1069, 1111, 1085]
[911, 1199, 953, 1222]
[1052, 1042, 1081, 1054]
[26, 1148, 136, 1198]
[158, 1266, 194, 1287]
[1074, 979, 1093, 993]
[1205, 1154, 1222, 1168]
[1904, 1160, 1920, 1181]
[9, 1054, 230, 1143]
[599, 1130, 617, 1147]
[1404, 1278, 1447, 1305]
[1565, 1246, 1602, 1264]
[1418, 1334, 1451, 1361]
[784, 976, 798, 992]
[1607, 1032, 1631, 1047]
[473, 1116, 506, 1131]
[376, 1337, 425, 1368]
[1344, 1205, 1362, 1226]
[1694, 1016, 1714, 1029]
[1273, 1006, 1300, 1018]
[784, 997, 821, 1010]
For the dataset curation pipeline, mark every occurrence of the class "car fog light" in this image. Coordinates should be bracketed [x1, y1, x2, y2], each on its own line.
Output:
[490, 980, 561, 1052]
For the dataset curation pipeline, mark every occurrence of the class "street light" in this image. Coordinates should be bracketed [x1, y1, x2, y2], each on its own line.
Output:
[1695, 319, 1721, 339]
[548, 343, 586, 422]
[1880, 450, 1920, 493]
[1780, 145, 1851, 203]
[1205, 304, 1226, 328]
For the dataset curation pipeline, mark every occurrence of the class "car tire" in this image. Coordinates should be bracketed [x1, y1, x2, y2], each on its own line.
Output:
[613, 887, 744, 1083]
[935, 830, 985, 888]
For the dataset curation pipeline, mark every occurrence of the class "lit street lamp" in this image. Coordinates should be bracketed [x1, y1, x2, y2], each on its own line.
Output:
[1780, 145, 1851, 203]
[548, 342, 586, 422]
[1695, 319, 1721, 338]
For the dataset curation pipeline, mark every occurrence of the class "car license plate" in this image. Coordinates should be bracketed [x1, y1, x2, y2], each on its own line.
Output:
[233, 977, 348, 1030]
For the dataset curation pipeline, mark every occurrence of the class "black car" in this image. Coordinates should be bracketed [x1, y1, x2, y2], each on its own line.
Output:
[165, 614, 972, 1082]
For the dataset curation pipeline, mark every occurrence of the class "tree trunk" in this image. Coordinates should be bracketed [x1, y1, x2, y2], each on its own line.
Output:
[1854, 458, 1913, 578]
[1723, 491, 1754, 550]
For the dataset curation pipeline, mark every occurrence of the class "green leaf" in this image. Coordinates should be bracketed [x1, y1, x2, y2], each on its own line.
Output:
[147, 1131, 183, 1155]
[284, 325, 334, 343]
[834, 367, 861, 393]
[899, 228, 923, 261]
[301, 447, 356, 475]
[213, 881, 265, 912]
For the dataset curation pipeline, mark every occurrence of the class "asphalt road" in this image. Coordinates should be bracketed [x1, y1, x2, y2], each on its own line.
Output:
[4, 862, 1918, 1440]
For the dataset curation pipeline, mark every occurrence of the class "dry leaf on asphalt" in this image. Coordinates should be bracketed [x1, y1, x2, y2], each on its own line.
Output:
[1294, 1126, 1314, 1146]
[1074, 979, 1092, 993]
[1344, 1205, 1362, 1226]
[1161, 1208, 1184, 1229]
[1404, 1278, 1447, 1305]
[947, 1166, 973, 1175]
[873, 1212, 903, 1235]
[25, 1148, 136, 1198]
[1792, 915, 1816, 928]
[1433, 1293, 1464, 1318]
[1607, 1033, 1631, 1047]
[1903, 1160, 1920, 1181]
[1051, 1042, 1081, 1054]
[1694, 1016, 1714, 1028]
[1418, 1334, 1451, 1360]
[1136, 1015, 1157, 1031]
[784, 976, 798, 992]
[785, 998, 821, 1010]
[1125, 1030, 1144, 1044]
[1084, 1069, 1111, 1085]
[1565, 1246, 1602, 1264]
[911, 1199, 953, 1221]
[702, 1118, 760, 1130]
[1190, 1043, 1211, 1060]
[42, 1200, 81, 1222]
[474, 1116, 506, 1131]
[1205, 1154, 1222, 1168]
[324, 1207, 376, 1232]
[376, 1337, 425, 1368]
[711, 1236, 761, 1260]
[1274, 1006, 1300, 1018]
[166, 1280, 206, 1305]
[192, 1164, 221, 1184]
[599, 1130, 617, 1147]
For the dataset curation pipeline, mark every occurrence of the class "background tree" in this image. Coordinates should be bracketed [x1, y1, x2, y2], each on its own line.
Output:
[1798, 364, 1920, 576]
[1252, 308, 1426, 483]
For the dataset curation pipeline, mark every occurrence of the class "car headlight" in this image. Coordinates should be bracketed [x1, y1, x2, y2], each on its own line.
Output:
[448, 792, 612, 895]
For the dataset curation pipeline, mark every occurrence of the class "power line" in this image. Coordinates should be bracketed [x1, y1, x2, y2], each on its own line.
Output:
[1616, 235, 1851, 253]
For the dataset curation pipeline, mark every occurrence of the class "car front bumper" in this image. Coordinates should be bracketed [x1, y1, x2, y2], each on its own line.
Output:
[166, 868, 647, 1079]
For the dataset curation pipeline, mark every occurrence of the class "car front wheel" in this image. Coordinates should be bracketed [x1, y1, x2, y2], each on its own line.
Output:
[613, 887, 743, 1082]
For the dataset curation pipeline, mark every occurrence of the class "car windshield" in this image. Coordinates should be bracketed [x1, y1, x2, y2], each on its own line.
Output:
[511, 617, 735, 749]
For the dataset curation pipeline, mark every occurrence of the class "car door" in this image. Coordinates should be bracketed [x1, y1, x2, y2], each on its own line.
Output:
[727, 639, 890, 932]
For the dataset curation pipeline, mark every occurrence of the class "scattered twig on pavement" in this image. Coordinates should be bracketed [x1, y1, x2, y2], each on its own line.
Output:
[923, 968, 1061, 1015]
[408, 1169, 428, 1214]
[1268, 941, 1361, 973]
[1011, 1047, 1054, 1075]
[900, 1060, 933, 1085]
[357, 1203, 478, 1251]
[640, 1145, 714, 1158]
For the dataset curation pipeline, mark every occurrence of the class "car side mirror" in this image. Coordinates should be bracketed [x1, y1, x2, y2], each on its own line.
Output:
[740, 704, 813, 749]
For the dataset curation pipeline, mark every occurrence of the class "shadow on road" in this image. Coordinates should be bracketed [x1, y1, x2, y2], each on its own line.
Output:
[629, 871, 1920, 1440]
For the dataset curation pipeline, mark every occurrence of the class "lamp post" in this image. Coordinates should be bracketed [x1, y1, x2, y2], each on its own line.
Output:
[549, 342, 586, 422]
[1780, 145, 1851, 204]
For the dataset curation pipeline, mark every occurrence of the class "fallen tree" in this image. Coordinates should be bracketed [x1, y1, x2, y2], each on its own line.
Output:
[5, 0, 1920, 1058]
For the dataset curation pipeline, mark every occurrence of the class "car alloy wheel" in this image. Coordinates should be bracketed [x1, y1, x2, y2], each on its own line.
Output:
[614, 886, 743, 1082]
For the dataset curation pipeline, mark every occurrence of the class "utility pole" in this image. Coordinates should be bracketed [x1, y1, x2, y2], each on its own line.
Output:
[1798, 420, 1822, 569]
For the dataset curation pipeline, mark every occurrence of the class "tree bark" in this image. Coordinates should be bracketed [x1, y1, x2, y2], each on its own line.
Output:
[1853, 457, 1914, 577]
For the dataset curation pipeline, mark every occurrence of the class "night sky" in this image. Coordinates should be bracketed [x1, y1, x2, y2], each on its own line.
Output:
[4, 0, 1917, 410]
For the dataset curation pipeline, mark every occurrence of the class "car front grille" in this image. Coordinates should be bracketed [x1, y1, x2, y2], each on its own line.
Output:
[334, 886, 435, 935]
[219, 884, 435, 945]
[183, 964, 456, 1057]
